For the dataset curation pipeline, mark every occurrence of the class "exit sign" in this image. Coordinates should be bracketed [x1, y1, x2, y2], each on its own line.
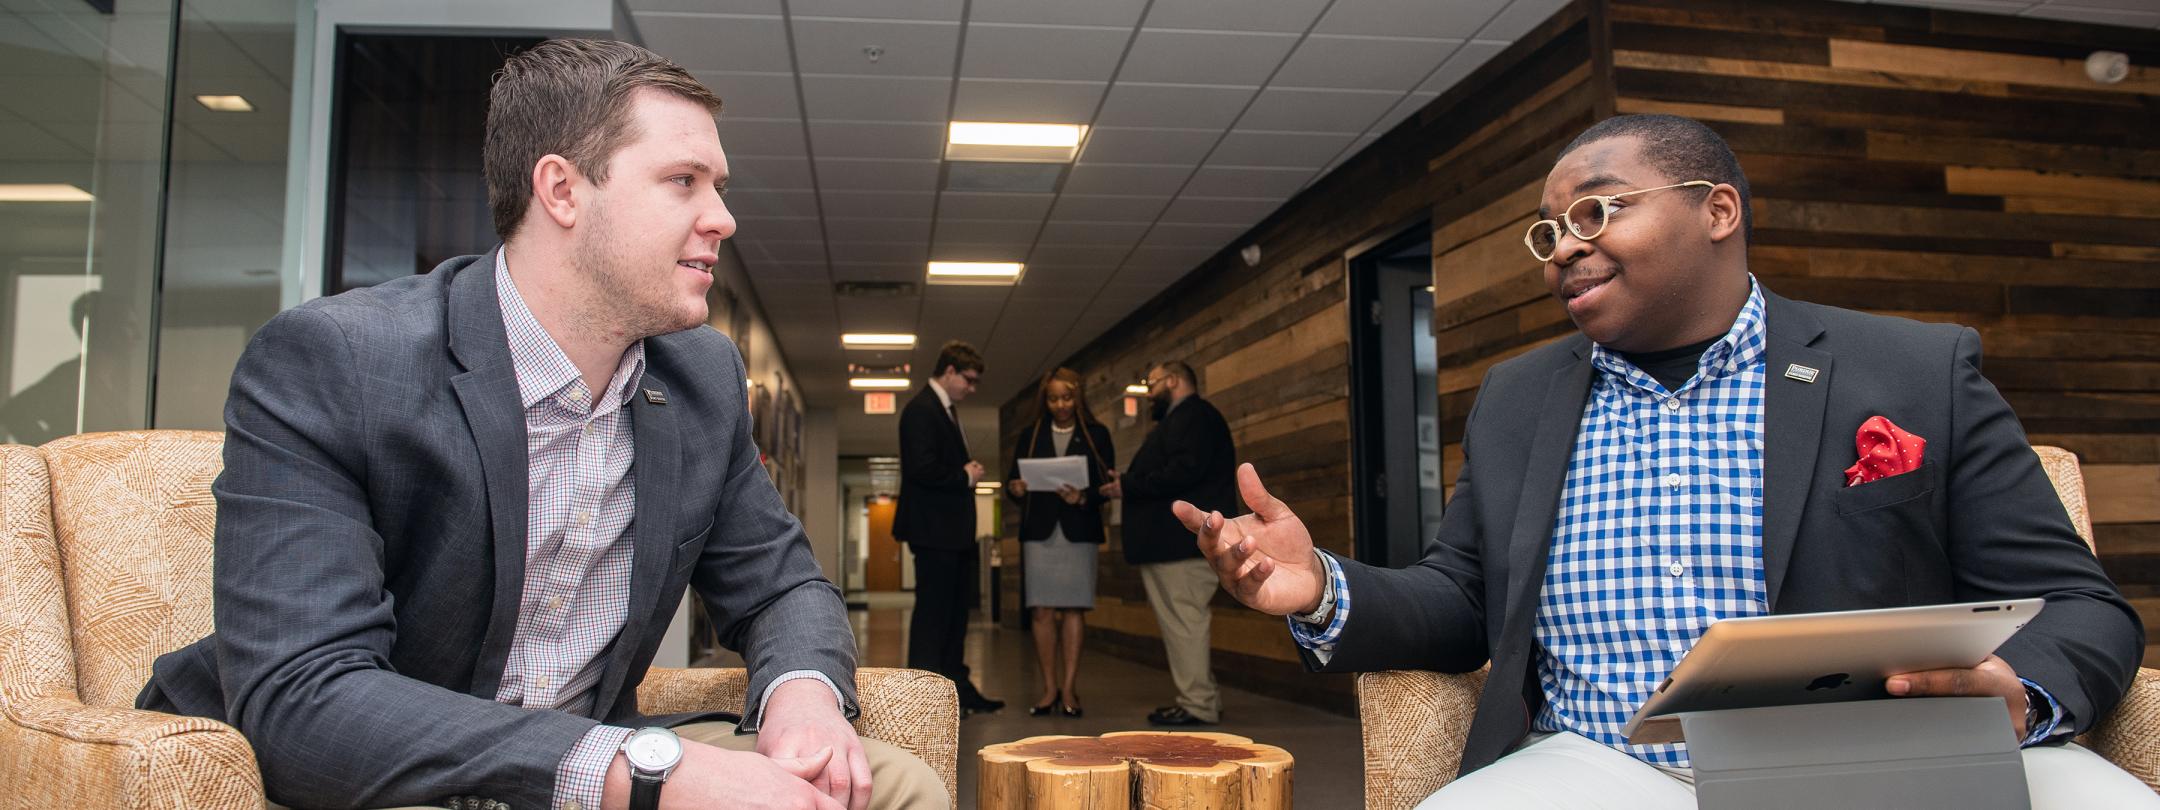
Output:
[864, 391, 896, 414]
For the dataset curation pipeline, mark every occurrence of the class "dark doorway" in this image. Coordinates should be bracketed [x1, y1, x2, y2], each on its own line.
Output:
[1349, 226, 1440, 569]
[326, 33, 542, 293]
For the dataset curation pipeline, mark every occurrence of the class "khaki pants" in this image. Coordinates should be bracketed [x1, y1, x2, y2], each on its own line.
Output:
[1139, 557, 1222, 722]
[307, 721, 948, 810]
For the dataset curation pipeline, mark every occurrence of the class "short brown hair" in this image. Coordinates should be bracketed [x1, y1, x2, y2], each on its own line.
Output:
[484, 38, 722, 240]
[934, 341, 984, 378]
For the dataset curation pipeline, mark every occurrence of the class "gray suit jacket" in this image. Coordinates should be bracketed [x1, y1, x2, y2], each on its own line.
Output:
[137, 249, 856, 809]
[1304, 288, 2143, 778]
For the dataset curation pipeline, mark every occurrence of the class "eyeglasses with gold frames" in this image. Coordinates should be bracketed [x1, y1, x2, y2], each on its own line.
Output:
[1524, 180, 1715, 262]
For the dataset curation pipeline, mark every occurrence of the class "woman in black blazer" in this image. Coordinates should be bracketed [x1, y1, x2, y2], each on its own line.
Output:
[1004, 367, 1114, 717]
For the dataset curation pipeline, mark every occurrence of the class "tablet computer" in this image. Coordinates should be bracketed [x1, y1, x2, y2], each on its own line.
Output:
[1621, 598, 2042, 745]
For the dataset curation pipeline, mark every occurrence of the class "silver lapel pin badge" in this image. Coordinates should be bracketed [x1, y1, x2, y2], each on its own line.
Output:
[1783, 364, 1820, 384]
[643, 388, 669, 405]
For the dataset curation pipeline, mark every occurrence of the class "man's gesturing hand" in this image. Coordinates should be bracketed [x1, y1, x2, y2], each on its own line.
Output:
[1172, 463, 1327, 616]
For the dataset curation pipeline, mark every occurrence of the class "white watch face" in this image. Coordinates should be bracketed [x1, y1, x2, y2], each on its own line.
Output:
[625, 729, 682, 772]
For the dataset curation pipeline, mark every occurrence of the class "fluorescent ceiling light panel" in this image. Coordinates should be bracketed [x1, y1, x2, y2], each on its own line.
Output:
[0, 184, 93, 202]
[1124, 384, 1150, 395]
[945, 121, 1085, 163]
[842, 333, 918, 349]
[194, 94, 254, 112]
[927, 261, 1024, 286]
[849, 377, 914, 390]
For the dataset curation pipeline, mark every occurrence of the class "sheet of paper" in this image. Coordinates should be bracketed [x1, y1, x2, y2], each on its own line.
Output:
[1018, 455, 1090, 492]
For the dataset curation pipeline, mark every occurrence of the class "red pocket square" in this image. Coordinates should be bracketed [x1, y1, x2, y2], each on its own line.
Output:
[1845, 415, 1926, 487]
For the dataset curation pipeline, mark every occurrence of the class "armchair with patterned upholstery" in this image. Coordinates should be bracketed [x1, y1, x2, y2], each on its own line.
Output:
[1356, 445, 2160, 808]
[0, 431, 958, 809]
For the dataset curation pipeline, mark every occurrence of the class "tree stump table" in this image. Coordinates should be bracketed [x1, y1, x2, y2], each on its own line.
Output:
[978, 731, 1293, 809]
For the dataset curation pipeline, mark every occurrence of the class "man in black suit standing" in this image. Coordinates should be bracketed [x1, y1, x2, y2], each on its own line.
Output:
[893, 340, 1003, 714]
[1102, 360, 1239, 725]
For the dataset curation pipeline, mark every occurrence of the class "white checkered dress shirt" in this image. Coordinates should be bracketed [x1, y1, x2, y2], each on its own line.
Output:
[1294, 278, 2062, 769]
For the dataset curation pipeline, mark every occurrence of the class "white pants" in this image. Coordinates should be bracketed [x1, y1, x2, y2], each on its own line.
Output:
[1418, 731, 2160, 809]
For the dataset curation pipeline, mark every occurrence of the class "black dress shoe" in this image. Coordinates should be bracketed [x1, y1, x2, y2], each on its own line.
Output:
[1029, 693, 1059, 717]
[1059, 696, 1083, 719]
[962, 694, 1006, 714]
[1147, 706, 1213, 726]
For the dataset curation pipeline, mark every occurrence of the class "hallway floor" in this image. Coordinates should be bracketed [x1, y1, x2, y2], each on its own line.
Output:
[713, 592, 1365, 807]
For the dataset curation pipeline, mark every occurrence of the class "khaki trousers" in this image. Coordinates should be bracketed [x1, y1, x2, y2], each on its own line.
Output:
[1138, 557, 1222, 722]
[305, 720, 949, 810]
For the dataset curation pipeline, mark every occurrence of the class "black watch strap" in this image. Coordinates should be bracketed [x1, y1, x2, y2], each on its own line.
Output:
[629, 771, 664, 810]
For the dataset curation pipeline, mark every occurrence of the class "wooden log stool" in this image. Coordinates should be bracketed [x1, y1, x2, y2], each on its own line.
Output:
[978, 731, 1293, 809]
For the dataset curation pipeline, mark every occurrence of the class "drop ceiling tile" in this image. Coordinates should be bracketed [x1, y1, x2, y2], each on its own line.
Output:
[1272, 35, 1462, 92]
[824, 217, 932, 242]
[808, 121, 945, 160]
[836, 298, 918, 332]
[962, 23, 1130, 82]
[799, 75, 951, 122]
[820, 190, 937, 218]
[789, 0, 965, 20]
[725, 189, 823, 218]
[2019, 5, 2160, 25]
[730, 155, 815, 189]
[695, 71, 801, 120]
[1210, 130, 1357, 169]
[1158, 196, 1281, 225]
[971, 0, 1149, 27]
[1144, 222, 1249, 247]
[1048, 194, 1173, 222]
[1479, 0, 1571, 40]
[1094, 83, 1256, 129]
[791, 18, 959, 77]
[632, 0, 781, 12]
[934, 218, 1042, 244]
[1126, 244, 1219, 267]
[717, 118, 810, 157]
[1236, 87, 1399, 133]
[813, 158, 941, 191]
[829, 262, 923, 282]
[1063, 163, 1193, 196]
[635, 14, 793, 72]
[938, 192, 1056, 220]
[1030, 243, 1136, 265]
[1184, 165, 1310, 198]
[829, 240, 931, 264]
[746, 239, 830, 263]
[1009, 278, 1107, 302]
[1418, 40, 1509, 93]
[737, 215, 825, 241]
[1038, 220, 1150, 245]
[1119, 30, 1300, 86]
[952, 79, 1106, 124]
[1314, 0, 1512, 38]
[1078, 127, 1220, 164]
[1141, 0, 1331, 32]
[927, 241, 1033, 262]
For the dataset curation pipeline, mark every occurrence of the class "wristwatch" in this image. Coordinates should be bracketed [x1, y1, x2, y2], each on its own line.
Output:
[622, 727, 683, 810]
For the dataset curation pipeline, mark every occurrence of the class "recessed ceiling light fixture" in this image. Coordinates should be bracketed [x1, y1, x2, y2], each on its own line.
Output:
[0, 184, 93, 202]
[946, 121, 1085, 163]
[926, 261, 1023, 286]
[841, 333, 918, 349]
[194, 94, 254, 112]
[849, 377, 913, 390]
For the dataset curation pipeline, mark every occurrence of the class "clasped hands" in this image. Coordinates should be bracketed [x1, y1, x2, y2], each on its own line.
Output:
[1171, 463, 2037, 740]
[607, 679, 868, 810]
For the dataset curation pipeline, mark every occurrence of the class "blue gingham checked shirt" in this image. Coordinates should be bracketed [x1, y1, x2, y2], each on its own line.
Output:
[493, 252, 839, 810]
[1293, 278, 2061, 768]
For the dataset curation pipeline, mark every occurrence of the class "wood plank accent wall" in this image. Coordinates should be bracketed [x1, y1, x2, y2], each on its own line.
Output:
[996, 4, 1603, 713]
[1002, 0, 2160, 710]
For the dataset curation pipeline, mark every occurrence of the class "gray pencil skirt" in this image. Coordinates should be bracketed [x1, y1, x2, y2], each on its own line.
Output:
[1022, 526, 1097, 609]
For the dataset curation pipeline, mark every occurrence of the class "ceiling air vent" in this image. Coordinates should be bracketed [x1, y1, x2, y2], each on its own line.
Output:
[944, 161, 1064, 193]
[834, 281, 918, 298]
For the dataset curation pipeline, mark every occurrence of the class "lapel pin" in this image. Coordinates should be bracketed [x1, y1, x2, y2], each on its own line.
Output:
[1783, 364, 1820, 384]
[643, 388, 669, 405]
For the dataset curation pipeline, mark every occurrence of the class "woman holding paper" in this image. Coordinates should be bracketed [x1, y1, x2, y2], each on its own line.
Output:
[1005, 367, 1115, 718]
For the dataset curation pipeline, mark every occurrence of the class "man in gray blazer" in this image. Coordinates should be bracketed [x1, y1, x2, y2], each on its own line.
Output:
[136, 39, 940, 810]
[1177, 115, 2152, 807]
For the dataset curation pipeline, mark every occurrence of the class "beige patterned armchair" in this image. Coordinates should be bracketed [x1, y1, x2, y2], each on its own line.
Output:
[0, 431, 958, 808]
[1356, 445, 2160, 808]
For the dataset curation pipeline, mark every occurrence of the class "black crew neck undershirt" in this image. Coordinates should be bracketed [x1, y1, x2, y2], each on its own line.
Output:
[1615, 334, 1722, 392]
